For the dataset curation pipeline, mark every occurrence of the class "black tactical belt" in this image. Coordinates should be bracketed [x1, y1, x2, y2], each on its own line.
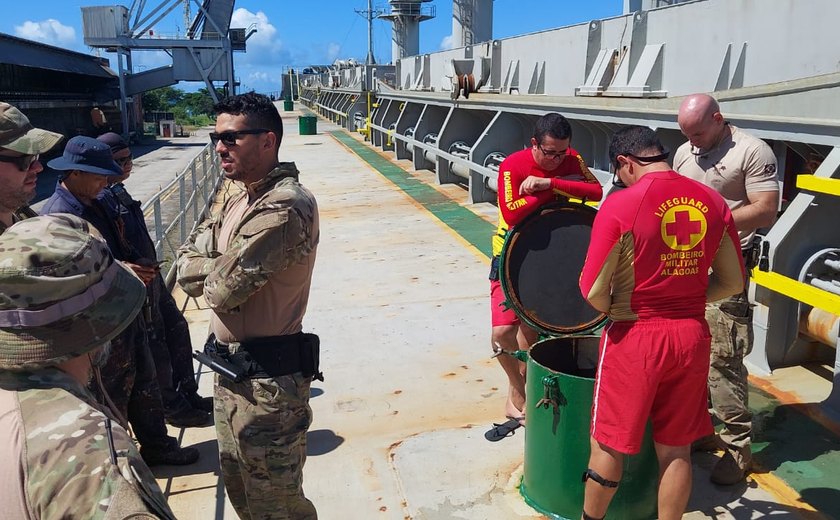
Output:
[202, 333, 323, 382]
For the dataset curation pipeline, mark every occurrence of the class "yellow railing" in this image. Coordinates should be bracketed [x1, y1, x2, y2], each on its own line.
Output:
[752, 268, 840, 316]
[796, 174, 840, 196]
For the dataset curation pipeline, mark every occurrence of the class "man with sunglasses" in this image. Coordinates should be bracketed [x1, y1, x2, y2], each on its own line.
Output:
[486, 112, 602, 440]
[674, 93, 780, 485]
[41, 135, 201, 468]
[579, 126, 745, 520]
[0, 102, 63, 233]
[178, 92, 320, 519]
[96, 132, 212, 429]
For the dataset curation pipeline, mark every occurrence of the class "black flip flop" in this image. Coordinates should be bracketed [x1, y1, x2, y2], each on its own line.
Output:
[484, 418, 523, 442]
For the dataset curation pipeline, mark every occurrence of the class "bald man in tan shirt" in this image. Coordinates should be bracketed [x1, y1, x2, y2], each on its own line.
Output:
[674, 93, 779, 485]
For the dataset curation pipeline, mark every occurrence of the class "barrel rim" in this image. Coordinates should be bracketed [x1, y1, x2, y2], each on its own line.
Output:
[499, 200, 607, 337]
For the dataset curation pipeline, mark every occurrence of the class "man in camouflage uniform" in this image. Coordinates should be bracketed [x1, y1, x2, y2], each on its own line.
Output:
[0, 102, 63, 233]
[178, 92, 320, 519]
[675, 93, 780, 485]
[0, 214, 175, 519]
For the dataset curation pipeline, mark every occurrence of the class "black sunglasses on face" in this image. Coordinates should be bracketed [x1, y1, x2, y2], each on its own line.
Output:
[0, 153, 39, 171]
[610, 160, 627, 188]
[537, 143, 568, 159]
[209, 129, 270, 147]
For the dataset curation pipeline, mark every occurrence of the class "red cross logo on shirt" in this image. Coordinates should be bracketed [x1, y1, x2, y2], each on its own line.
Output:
[665, 210, 702, 246]
[660, 205, 708, 251]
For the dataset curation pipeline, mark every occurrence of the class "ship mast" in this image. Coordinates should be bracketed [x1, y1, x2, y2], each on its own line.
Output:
[355, 0, 382, 65]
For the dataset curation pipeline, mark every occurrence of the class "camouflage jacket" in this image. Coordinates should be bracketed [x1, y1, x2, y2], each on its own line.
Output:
[176, 162, 319, 312]
[0, 369, 175, 520]
[0, 205, 37, 234]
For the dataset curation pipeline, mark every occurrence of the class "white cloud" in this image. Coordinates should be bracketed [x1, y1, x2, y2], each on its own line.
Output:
[14, 19, 76, 47]
[326, 43, 341, 62]
[231, 8, 279, 50]
[248, 71, 269, 82]
[440, 35, 456, 51]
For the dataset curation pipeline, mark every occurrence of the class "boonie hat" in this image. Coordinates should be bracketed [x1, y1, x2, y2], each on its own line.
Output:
[97, 131, 129, 154]
[47, 135, 123, 176]
[0, 102, 63, 155]
[0, 214, 145, 371]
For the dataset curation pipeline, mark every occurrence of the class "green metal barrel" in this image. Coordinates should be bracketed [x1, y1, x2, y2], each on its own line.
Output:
[521, 336, 659, 519]
[283, 100, 294, 111]
[299, 115, 317, 135]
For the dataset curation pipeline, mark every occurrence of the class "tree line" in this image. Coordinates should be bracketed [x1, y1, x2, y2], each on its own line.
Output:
[142, 86, 225, 127]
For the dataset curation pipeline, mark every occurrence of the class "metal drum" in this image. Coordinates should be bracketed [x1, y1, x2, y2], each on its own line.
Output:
[500, 201, 658, 519]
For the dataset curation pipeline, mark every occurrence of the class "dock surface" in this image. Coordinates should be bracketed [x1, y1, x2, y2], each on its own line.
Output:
[152, 103, 838, 519]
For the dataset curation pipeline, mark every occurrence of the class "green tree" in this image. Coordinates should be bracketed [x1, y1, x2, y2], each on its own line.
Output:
[142, 86, 184, 112]
[182, 89, 215, 117]
[142, 86, 221, 127]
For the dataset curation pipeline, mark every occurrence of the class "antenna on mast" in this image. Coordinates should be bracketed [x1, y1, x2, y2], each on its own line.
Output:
[355, 0, 383, 65]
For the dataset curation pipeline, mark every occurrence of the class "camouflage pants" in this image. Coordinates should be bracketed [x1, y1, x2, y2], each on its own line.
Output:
[706, 289, 753, 458]
[215, 370, 317, 520]
[92, 316, 176, 452]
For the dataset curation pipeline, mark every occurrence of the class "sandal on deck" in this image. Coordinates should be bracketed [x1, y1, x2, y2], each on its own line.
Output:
[484, 417, 524, 442]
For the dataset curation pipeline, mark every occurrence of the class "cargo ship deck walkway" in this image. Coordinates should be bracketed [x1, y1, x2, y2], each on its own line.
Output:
[156, 103, 840, 520]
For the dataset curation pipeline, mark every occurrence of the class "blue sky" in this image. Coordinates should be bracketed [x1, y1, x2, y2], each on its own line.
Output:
[2, 1, 622, 93]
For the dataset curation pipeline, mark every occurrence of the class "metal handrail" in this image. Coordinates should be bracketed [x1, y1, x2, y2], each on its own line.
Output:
[140, 143, 223, 287]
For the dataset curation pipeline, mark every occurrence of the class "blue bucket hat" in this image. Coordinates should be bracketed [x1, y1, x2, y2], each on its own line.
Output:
[47, 135, 122, 176]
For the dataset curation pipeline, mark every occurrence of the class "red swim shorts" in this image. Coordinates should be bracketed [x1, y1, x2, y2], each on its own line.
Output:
[590, 318, 713, 454]
[490, 279, 519, 326]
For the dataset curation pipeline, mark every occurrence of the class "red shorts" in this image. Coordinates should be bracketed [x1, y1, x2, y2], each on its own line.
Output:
[490, 279, 519, 326]
[591, 318, 713, 454]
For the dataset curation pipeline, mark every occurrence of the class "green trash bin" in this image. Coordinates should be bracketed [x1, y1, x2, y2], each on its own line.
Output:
[283, 100, 294, 111]
[299, 115, 317, 135]
[499, 201, 659, 520]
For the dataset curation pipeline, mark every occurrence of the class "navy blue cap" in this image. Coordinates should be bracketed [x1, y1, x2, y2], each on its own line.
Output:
[48, 136, 122, 176]
[96, 132, 128, 154]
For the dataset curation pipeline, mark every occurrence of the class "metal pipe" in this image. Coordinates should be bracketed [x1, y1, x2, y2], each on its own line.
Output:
[448, 140, 471, 157]
[811, 278, 840, 296]
[484, 151, 506, 171]
[450, 162, 470, 179]
[422, 132, 439, 163]
[800, 307, 840, 347]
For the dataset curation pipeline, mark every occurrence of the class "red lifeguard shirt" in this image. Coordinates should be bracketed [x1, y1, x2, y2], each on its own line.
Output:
[492, 147, 602, 257]
[579, 170, 744, 321]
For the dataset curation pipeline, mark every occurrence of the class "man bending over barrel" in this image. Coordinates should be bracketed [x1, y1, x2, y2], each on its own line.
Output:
[578, 126, 744, 519]
[486, 112, 601, 440]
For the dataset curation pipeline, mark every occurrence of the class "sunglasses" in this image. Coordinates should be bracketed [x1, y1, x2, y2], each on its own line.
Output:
[610, 160, 627, 188]
[115, 154, 133, 166]
[0, 153, 39, 171]
[538, 144, 568, 159]
[209, 129, 270, 147]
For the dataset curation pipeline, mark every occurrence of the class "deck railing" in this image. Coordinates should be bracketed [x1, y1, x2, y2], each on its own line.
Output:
[140, 143, 223, 287]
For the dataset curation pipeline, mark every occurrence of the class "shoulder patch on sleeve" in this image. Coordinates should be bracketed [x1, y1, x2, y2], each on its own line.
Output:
[238, 210, 289, 237]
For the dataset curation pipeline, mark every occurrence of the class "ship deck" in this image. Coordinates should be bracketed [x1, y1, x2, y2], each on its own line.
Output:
[151, 103, 840, 519]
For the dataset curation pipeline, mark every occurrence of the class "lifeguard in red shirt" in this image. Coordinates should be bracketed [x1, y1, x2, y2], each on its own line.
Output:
[486, 113, 602, 440]
[578, 126, 744, 520]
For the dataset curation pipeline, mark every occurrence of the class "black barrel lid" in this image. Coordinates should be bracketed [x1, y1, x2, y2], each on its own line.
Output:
[500, 201, 607, 336]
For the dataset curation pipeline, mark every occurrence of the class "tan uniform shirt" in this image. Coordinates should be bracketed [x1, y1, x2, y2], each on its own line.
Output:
[177, 163, 319, 344]
[673, 125, 779, 248]
[211, 193, 318, 342]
